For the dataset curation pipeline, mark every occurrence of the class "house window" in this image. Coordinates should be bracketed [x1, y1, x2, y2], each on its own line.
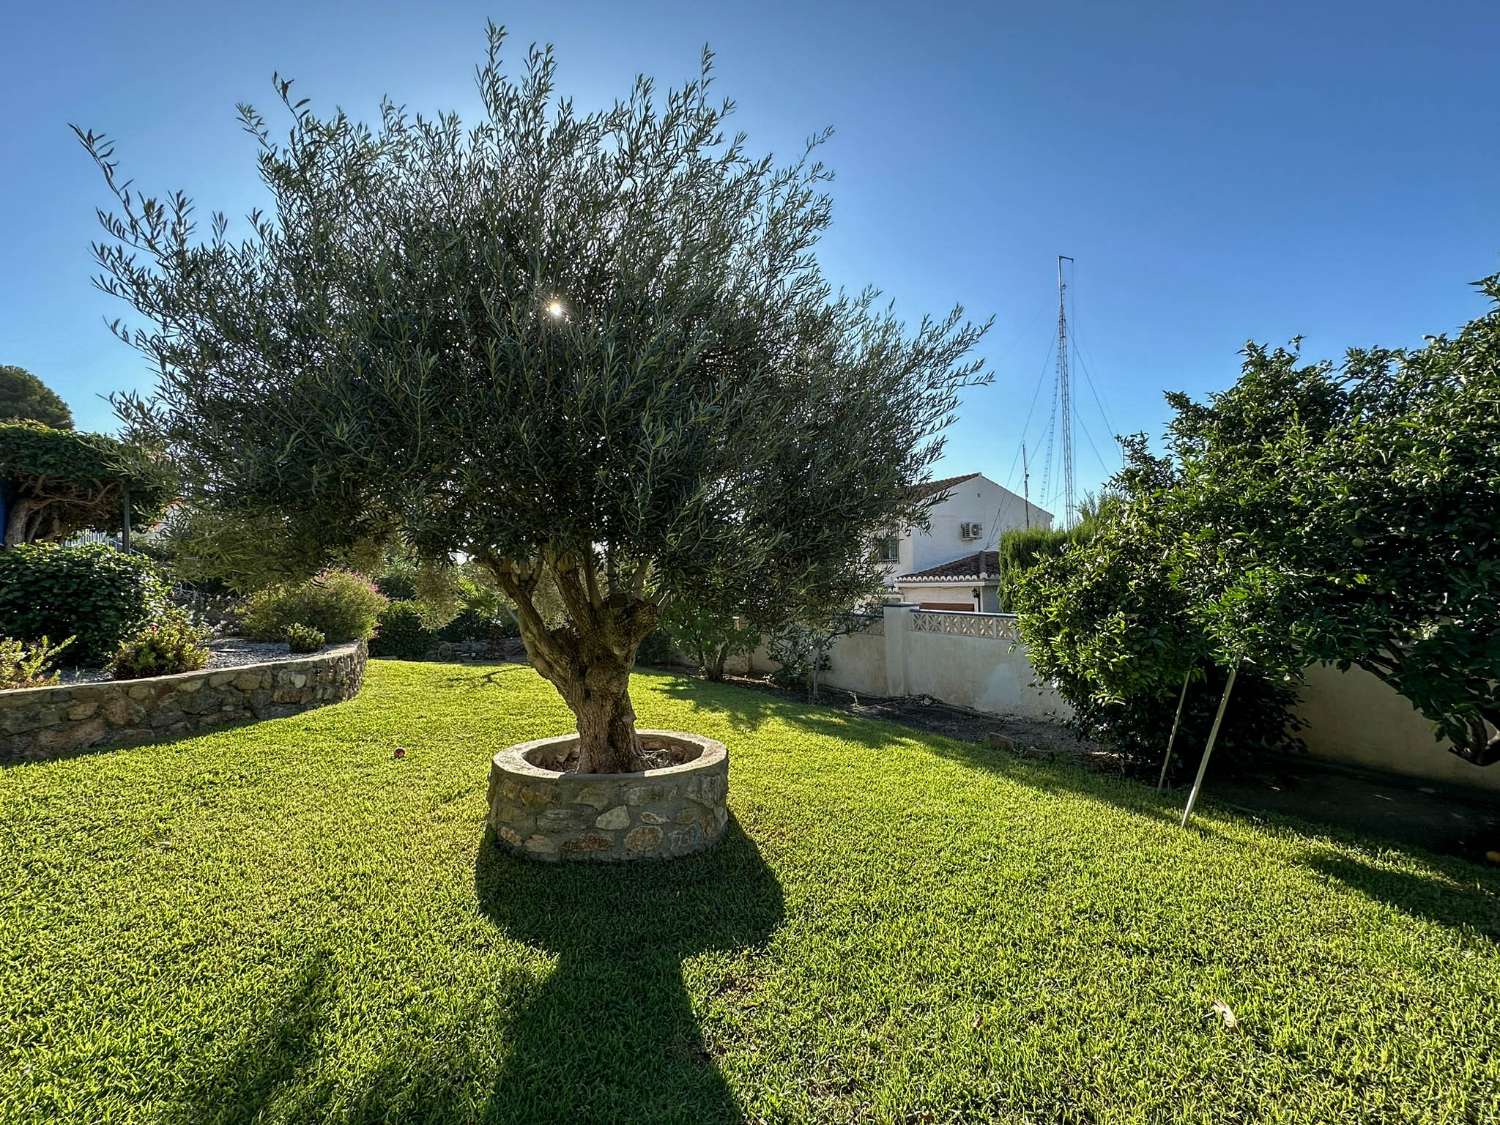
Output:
[874, 535, 900, 563]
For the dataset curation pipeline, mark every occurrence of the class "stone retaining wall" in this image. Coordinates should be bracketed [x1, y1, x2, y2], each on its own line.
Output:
[0, 641, 367, 766]
[487, 730, 729, 861]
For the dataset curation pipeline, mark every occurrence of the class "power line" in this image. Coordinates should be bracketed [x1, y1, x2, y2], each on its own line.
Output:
[1004, 333, 1055, 489]
[1071, 332, 1119, 445]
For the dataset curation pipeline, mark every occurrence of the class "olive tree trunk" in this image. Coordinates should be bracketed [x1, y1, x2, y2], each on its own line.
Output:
[485, 553, 656, 774]
[555, 654, 644, 774]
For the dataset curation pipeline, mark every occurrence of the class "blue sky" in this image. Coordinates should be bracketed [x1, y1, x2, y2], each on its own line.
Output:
[3, 0, 1497, 518]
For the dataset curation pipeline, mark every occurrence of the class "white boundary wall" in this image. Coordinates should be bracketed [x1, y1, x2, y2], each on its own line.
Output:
[745, 606, 1071, 721]
[741, 604, 1500, 793]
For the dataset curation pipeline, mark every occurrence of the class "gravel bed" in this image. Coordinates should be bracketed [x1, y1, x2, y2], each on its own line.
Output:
[56, 638, 303, 686]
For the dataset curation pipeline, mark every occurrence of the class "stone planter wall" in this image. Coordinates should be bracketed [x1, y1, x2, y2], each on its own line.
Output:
[0, 641, 367, 766]
[487, 730, 729, 861]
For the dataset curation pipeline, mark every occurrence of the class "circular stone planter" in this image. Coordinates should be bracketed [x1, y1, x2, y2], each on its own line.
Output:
[486, 730, 728, 862]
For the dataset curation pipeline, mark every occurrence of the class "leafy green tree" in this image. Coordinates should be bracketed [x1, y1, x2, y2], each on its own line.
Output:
[1012, 469, 1301, 766]
[0, 422, 172, 546]
[658, 599, 761, 681]
[0, 366, 73, 429]
[1157, 279, 1500, 765]
[1019, 276, 1500, 769]
[78, 27, 988, 772]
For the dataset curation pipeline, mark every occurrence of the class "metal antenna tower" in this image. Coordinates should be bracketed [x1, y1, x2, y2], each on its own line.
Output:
[1055, 255, 1075, 528]
[1022, 444, 1031, 530]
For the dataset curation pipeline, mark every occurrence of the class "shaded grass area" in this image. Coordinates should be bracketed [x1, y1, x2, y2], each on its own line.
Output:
[2, 661, 1498, 1123]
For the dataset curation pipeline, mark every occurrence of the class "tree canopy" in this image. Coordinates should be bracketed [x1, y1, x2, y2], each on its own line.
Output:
[0, 422, 174, 546]
[0, 366, 73, 429]
[1017, 275, 1500, 768]
[78, 26, 989, 771]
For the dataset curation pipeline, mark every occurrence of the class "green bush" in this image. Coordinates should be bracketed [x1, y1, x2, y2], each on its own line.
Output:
[436, 605, 515, 644]
[1013, 488, 1302, 773]
[241, 569, 386, 643]
[0, 635, 73, 689]
[369, 602, 436, 660]
[0, 544, 172, 665]
[108, 618, 210, 680]
[283, 623, 325, 654]
[374, 569, 418, 602]
[996, 526, 1077, 611]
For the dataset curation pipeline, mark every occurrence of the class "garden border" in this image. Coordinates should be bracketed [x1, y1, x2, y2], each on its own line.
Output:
[487, 729, 729, 861]
[0, 641, 367, 766]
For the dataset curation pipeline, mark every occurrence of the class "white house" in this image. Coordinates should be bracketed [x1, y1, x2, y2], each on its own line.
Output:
[876, 472, 1051, 611]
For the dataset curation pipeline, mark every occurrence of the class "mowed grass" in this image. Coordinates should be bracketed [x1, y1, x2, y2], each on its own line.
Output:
[2, 662, 1498, 1124]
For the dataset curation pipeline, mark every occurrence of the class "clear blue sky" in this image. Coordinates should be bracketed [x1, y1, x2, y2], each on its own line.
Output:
[4, 0, 1497, 517]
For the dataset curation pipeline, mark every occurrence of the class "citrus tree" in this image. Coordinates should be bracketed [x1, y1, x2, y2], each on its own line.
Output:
[1018, 276, 1500, 768]
[78, 27, 990, 772]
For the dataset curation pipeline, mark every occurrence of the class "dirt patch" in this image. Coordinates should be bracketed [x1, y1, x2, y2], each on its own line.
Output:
[525, 734, 702, 774]
[718, 674, 1119, 766]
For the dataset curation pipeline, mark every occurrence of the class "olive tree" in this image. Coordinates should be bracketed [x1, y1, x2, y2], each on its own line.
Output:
[77, 27, 989, 772]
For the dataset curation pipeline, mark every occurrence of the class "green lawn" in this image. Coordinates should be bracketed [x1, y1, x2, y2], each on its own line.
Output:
[2, 661, 1497, 1124]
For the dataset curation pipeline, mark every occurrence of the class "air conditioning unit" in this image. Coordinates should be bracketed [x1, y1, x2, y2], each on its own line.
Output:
[959, 521, 983, 541]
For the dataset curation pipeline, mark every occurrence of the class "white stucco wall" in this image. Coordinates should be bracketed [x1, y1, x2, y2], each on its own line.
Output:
[1295, 662, 1500, 792]
[734, 607, 1499, 794]
[889, 610, 1072, 721]
[745, 623, 888, 697]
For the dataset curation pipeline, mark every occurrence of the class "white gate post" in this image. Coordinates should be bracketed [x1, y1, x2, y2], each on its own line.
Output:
[883, 603, 914, 698]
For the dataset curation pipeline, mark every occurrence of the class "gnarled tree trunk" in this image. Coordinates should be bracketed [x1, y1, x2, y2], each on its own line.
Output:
[483, 551, 657, 774]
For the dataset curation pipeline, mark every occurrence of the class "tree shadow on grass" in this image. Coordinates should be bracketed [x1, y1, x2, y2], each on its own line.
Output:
[435, 662, 534, 691]
[171, 952, 334, 1125]
[472, 816, 784, 1124]
[1299, 850, 1500, 941]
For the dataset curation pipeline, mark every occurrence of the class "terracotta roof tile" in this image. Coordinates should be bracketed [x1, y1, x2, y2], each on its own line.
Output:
[909, 472, 981, 501]
[896, 550, 1001, 581]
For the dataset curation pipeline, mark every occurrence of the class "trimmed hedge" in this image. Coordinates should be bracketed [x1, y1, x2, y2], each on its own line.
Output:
[369, 602, 436, 660]
[0, 544, 172, 666]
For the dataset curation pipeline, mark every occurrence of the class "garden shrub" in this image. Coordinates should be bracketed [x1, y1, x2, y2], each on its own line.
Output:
[374, 569, 419, 602]
[634, 628, 678, 669]
[766, 626, 827, 694]
[108, 617, 211, 680]
[656, 600, 758, 679]
[240, 569, 386, 643]
[369, 602, 436, 660]
[0, 635, 73, 689]
[0, 544, 171, 665]
[996, 526, 1077, 611]
[1013, 459, 1303, 774]
[283, 623, 325, 654]
[436, 605, 516, 644]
